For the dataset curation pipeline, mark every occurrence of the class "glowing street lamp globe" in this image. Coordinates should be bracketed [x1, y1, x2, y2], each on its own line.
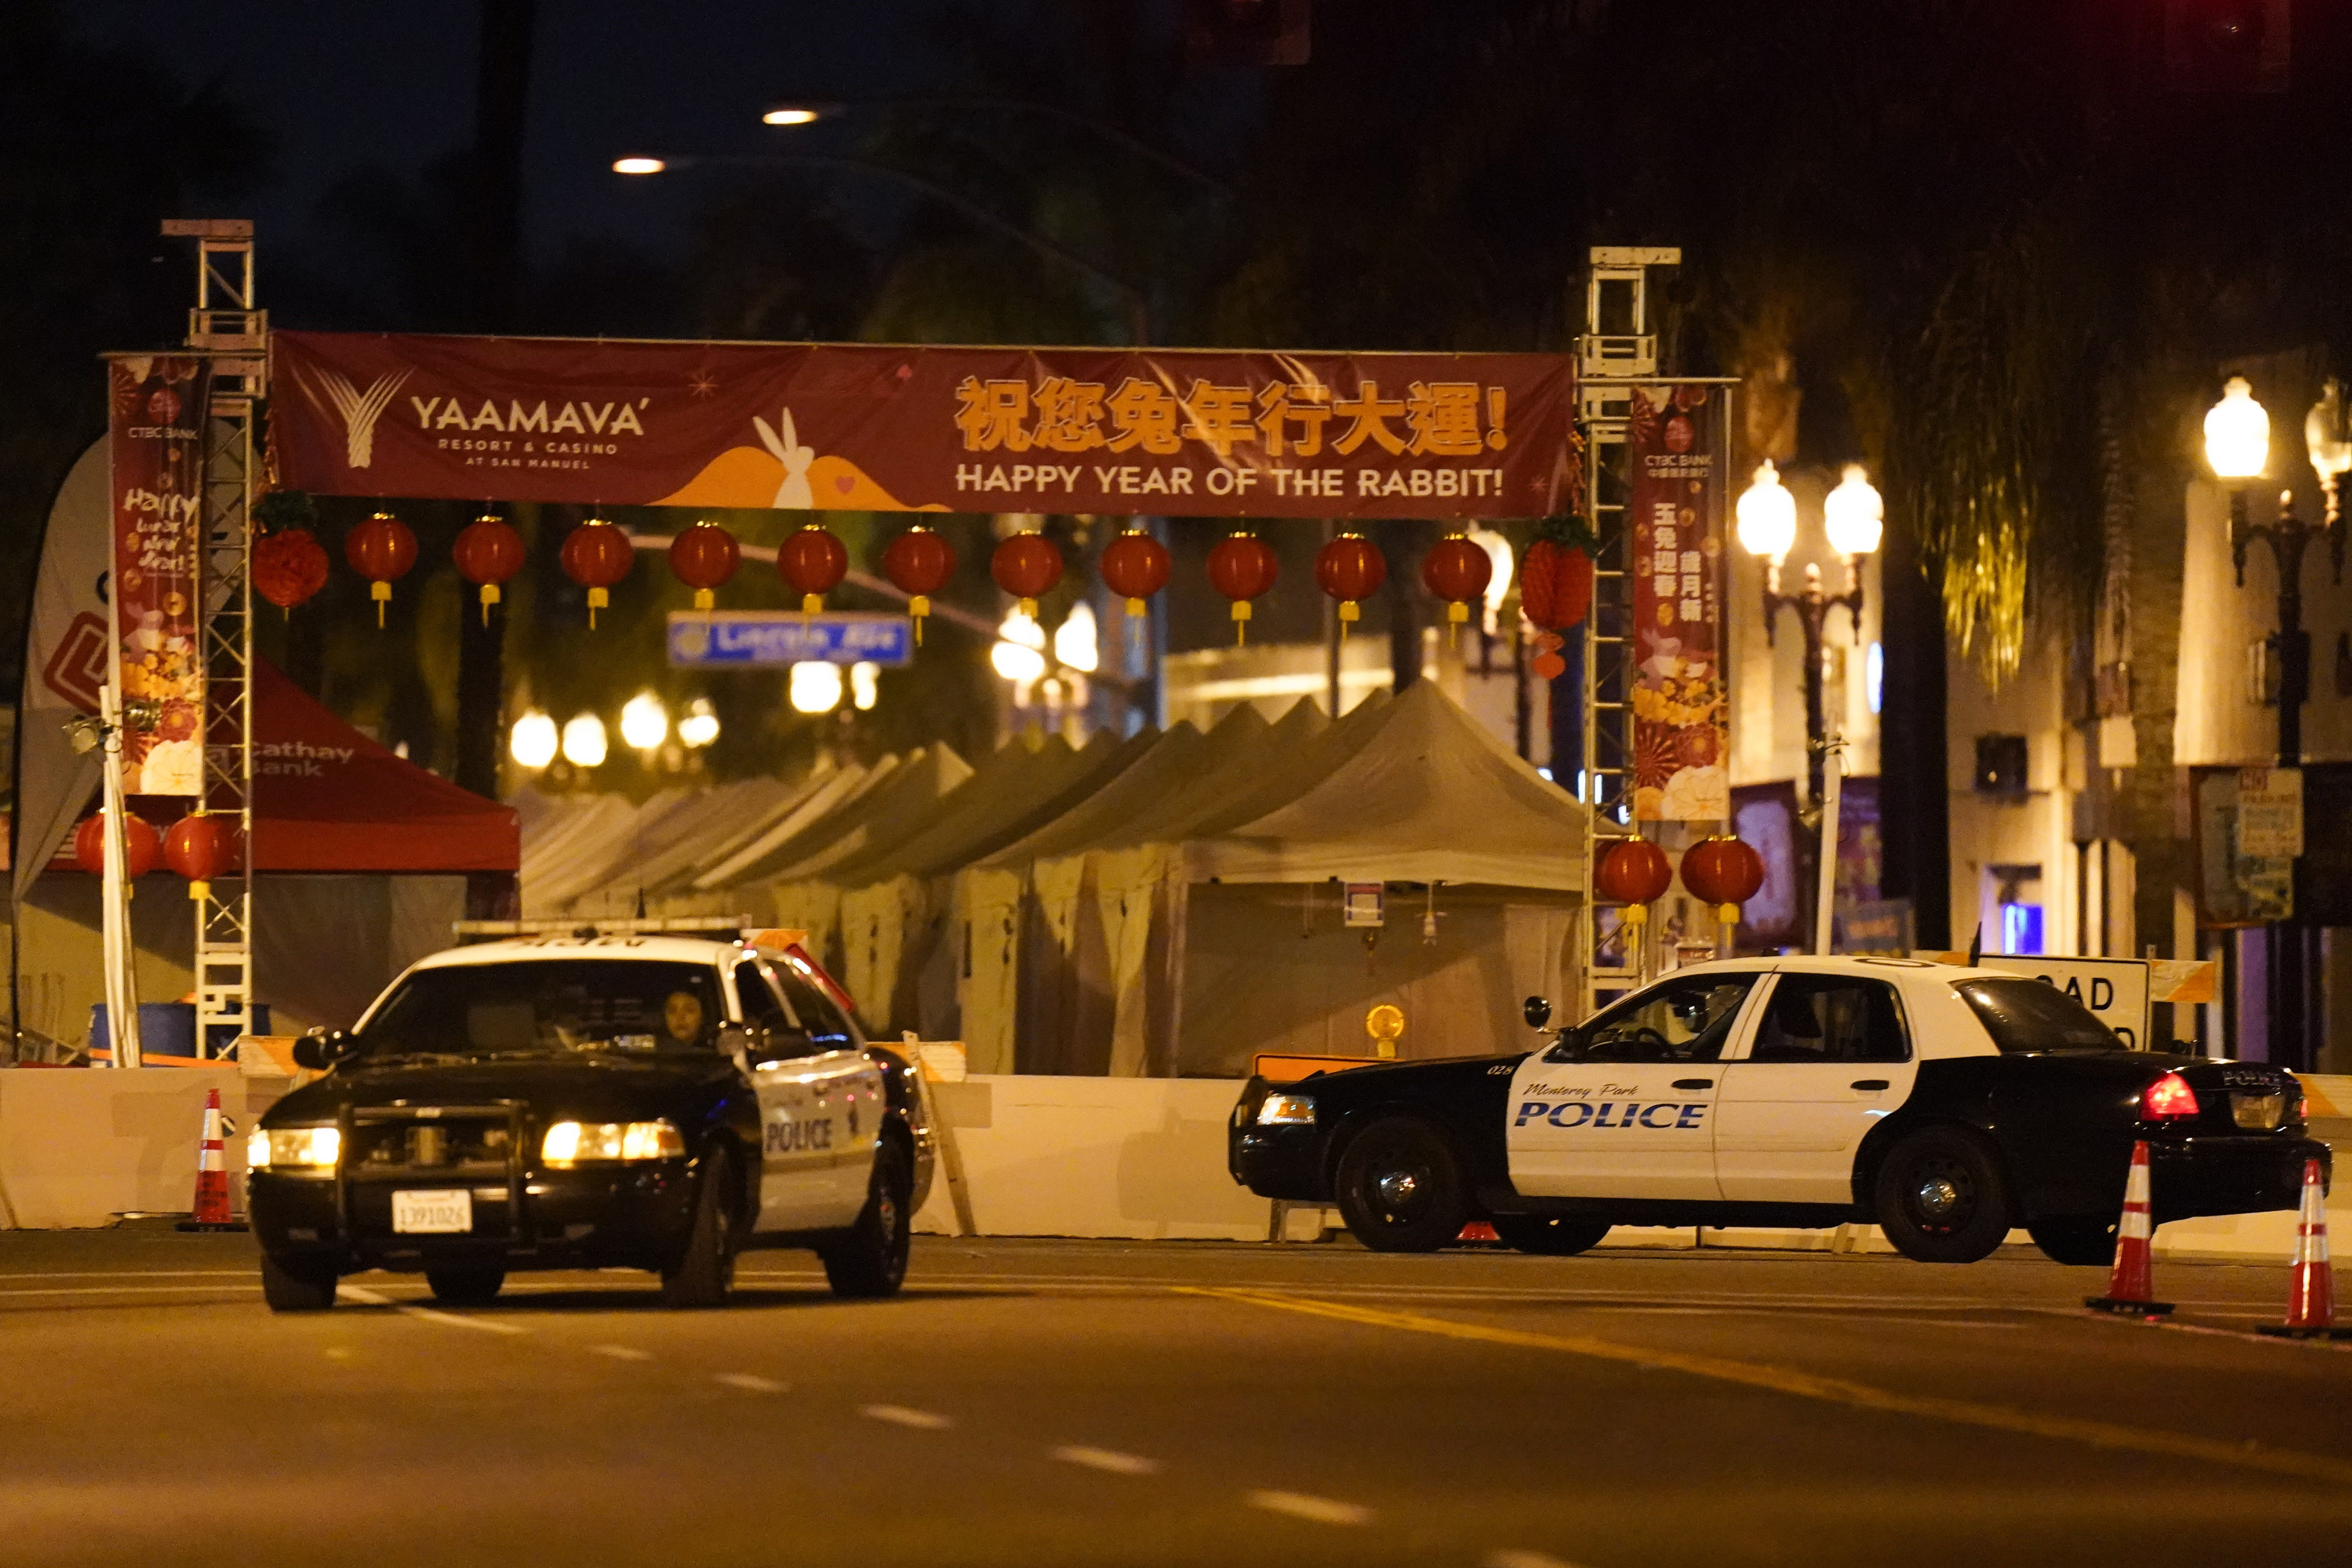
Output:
[612, 156, 667, 176]
[560, 712, 608, 768]
[619, 691, 669, 752]
[508, 710, 558, 770]
[1822, 464, 1884, 558]
[2205, 376, 2270, 482]
[789, 661, 844, 715]
[1735, 460, 1798, 562]
[677, 698, 720, 749]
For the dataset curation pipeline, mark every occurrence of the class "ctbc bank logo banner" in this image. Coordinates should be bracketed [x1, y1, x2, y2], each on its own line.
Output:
[271, 332, 1576, 521]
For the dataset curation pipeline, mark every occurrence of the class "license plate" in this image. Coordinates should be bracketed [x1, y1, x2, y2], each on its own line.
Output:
[2233, 1094, 2284, 1131]
[392, 1189, 473, 1233]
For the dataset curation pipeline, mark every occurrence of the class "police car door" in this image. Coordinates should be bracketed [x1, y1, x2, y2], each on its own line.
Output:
[1713, 970, 1916, 1205]
[768, 957, 883, 1217]
[1506, 971, 1764, 1200]
[734, 958, 868, 1232]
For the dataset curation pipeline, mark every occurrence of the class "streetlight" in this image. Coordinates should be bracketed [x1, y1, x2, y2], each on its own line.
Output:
[678, 697, 720, 750]
[2207, 375, 2346, 1071]
[1739, 460, 1881, 957]
[509, 710, 558, 770]
[560, 713, 608, 768]
[789, 661, 845, 714]
[619, 691, 669, 752]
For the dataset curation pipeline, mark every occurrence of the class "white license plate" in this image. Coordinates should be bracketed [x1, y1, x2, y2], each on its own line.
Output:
[392, 1189, 473, 1234]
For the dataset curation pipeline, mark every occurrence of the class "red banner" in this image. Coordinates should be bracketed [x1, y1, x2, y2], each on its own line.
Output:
[1629, 385, 1728, 823]
[271, 333, 1575, 520]
[108, 354, 212, 796]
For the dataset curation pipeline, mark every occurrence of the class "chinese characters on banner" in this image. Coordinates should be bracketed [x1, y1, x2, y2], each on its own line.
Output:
[107, 354, 211, 796]
[270, 334, 1576, 520]
[1629, 386, 1728, 822]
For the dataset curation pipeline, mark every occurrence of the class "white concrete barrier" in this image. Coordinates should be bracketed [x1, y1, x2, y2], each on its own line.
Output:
[0, 1068, 288, 1229]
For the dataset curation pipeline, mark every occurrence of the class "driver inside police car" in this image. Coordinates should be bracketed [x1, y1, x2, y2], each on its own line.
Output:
[664, 990, 707, 1047]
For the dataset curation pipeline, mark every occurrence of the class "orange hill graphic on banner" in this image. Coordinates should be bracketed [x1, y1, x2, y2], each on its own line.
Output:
[653, 448, 943, 512]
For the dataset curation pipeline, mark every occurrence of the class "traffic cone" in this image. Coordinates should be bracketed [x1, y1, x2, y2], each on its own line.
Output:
[1457, 1220, 1502, 1245]
[174, 1087, 248, 1233]
[2259, 1158, 2352, 1339]
[2086, 1140, 2171, 1317]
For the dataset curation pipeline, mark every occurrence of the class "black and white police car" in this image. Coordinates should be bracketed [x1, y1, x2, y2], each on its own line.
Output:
[1229, 956, 2325, 1264]
[248, 930, 933, 1312]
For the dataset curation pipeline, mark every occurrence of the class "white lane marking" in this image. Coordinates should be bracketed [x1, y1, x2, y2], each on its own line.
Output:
[861, 1404, 953, 1430]
[715, 1373, 787, 1393]
[1247, 1490, 1372, 1526]
[337, 1284, 530, 1335]
[1488, 1552, 1583, 1568]
[590, 1344, 653, 1362]
[0, 1270, 255, 1280]
[0, 1284, 263, 1298]
[1053, 1445, 1162, 1476]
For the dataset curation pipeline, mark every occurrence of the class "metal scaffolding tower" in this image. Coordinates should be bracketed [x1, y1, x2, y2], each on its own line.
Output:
[164, 219, 265, 1056]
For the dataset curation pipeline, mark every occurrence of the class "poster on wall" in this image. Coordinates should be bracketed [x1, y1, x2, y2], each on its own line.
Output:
[1628, 385, 1728, 821]
[106, 354, 211, 796]
[271, 332, 1577, 521]
[2190, 766, 2293, 925]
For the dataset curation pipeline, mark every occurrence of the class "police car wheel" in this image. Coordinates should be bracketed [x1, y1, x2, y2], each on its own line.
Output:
[822, 1141, 912, 1299]
[1334, 1118, 1469, 1253]
[425, 1266, 505, 1306]
[260, 1252, 337, 1313]
[1492, 1215, 1611, 1257]
[1873, 1127, 2012, 1264]
[2027, 1216, 2119, 1268]
[661, 1144, 741, 1309]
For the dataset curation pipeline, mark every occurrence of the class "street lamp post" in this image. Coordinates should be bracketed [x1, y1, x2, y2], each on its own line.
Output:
[2206, 375, 2347, 1070]
[1738, 460, 1881, 954]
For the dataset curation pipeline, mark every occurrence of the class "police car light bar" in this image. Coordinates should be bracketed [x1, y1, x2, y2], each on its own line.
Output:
[452, 916, 752, 940]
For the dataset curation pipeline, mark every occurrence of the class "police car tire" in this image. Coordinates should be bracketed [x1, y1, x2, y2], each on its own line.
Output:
[822, 1142, 912, 1299]
[2027, 1216, 2119, 1268]
[260, 1252, 337, 1313]
[1334, 1117, 1470, 1253]
[1492, 1215, 1612, 1257]
[661, 1145, 741, 1309]
[426, 1266, 505, 1305]
[1872, 1126, 2013, 1264]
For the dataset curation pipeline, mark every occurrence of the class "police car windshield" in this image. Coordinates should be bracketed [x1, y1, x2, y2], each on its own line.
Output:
[357, 961, 726, 1062]
[1954, 978, 2121, 1054]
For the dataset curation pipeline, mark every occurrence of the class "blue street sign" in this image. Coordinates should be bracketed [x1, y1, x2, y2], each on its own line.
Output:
[667, 611, 913, 668]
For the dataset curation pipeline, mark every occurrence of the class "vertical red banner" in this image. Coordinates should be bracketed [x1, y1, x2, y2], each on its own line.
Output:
[1629, 385, 1728, 822]
[107, 354, 211, 796]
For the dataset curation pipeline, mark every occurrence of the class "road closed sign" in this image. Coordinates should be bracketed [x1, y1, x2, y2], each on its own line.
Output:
[1981, 956, 2151, 1049]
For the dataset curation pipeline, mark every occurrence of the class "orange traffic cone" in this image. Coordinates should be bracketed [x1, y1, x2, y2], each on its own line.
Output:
[2259, 1157, 2352, 1339]
[1457, 1220, 1502, 1245]
[2086, 1140, 2172, 1318]
[174, 1087, 248, 1233]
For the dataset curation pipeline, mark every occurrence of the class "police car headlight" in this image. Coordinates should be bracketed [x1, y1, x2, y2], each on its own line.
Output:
[541, 1120, 686, 1166]
[1256, 1093, 1316, 1127]
[251, 1126, 340, 1170]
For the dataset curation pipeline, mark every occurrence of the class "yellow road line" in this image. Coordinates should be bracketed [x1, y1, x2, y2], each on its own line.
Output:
[1180, 1286, 2352, 1487]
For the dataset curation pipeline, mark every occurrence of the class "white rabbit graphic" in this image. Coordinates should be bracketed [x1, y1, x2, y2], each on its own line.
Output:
[754, 407, 816, 510]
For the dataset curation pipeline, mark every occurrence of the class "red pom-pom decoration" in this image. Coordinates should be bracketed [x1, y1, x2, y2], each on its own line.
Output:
[452, 513, 526, 624]
[345, 511, 417, 628]
[74, 813, 161, 880]
[559, 517, 635, 628]
[881, 526, 956, 645]
[668, 521, 740, 611]
[252, 528, 329, 616]
[1207, 532, 1278, 645]
[163, 813, 241, 901]
[777, 525, 849, 614]
[1099, 530, 1171, 617]
[1520, 537, 1594, 631]
[991, 531, 1064, 619]
[1314, 533, 1385, 639]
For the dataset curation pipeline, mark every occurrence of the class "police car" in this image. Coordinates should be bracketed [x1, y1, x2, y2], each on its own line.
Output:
[248, 929, 933, 1312]
[1228, 956, 2324, 1264]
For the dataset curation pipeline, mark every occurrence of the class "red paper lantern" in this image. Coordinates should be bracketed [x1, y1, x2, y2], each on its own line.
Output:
[452, 513, 526, 624]
[777, 525, 849, 614]
[990, 531, 1064, 619]
[1421, 533, 1493, 641]
[163, 813, 241, 901]
[1207, 532, 1278, 645]
[73, 813, 161, 880]
[345, 511, 418, 628]
[668, 521, 740, 611]
[1520, 536, 1594, 631]
[1594, 837, 1673, 926]
[559, 517, 635, 628]
[881, 526, 957, 645]
[252, 528, 329, 616]
[1098, 530, 1171, 617]
[1314, 533, 1386, 639]
[1680, 836, 1766, 927]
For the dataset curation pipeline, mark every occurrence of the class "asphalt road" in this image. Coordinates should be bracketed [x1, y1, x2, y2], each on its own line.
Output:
[3, 1228, 2349, 1568]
